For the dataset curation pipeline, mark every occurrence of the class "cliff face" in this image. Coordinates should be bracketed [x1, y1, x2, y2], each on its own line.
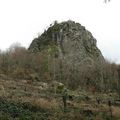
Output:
[29, 20, 105, 88]
[29, 20, 104, 64]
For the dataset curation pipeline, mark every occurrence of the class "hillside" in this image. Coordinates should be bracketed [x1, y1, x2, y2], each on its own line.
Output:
[0, 20, 120, 120]
[0, 79, 120, 120]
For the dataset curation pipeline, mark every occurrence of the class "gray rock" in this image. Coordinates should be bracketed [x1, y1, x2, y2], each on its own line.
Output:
[28, 20, 105, 88]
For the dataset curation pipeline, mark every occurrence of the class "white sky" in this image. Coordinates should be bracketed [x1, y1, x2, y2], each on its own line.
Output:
[0, 0, 120, 63]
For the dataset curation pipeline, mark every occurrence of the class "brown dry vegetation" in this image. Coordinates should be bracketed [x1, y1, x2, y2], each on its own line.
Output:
[0, 78, 120, 119]
[0, 44, 120, 119]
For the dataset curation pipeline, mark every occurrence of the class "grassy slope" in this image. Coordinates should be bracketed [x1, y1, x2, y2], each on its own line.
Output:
[0, 79, 120, 120]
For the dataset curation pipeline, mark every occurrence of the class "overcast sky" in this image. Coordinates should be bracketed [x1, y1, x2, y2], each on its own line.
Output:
[0, 0, 120, 63]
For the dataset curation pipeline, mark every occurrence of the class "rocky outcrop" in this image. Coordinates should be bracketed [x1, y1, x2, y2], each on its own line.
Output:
[29, 20, 105, 88]
[29, 20, 104, 64]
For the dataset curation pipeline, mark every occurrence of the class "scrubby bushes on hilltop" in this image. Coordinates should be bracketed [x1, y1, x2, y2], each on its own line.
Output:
[0, 43, 120, 96]
[0, 43, 51, 81]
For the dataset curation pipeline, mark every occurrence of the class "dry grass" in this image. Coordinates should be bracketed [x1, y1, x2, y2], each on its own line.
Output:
[32, 98, 59, 110]
[0, 78, 120, 119]
[112, 106, 120, 118]
[0, 85, 5, 96]
[17, 96, 59, 110]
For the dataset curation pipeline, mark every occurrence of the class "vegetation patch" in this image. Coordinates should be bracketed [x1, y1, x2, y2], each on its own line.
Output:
[0, 97, 51, 120]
